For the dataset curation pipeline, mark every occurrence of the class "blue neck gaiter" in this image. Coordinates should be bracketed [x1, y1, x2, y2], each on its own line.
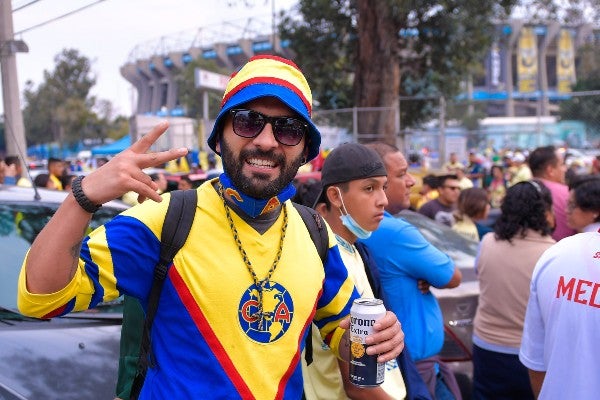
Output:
[218, 172, 296, 218]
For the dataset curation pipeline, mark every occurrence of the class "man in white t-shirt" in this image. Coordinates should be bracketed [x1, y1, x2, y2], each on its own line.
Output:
[519, 230, 600, 399]
[302, 142, 407, 399]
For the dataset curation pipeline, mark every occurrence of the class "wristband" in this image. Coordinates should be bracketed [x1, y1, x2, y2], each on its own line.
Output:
[72, 175, 102, 213]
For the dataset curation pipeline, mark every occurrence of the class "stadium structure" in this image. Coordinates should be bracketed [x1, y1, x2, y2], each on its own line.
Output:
[120, 18, 599, 118]
[470, 20, 598, 117]
[120, 16, 293, 118]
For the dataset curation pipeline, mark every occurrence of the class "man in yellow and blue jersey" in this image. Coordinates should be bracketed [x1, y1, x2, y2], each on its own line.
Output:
[17, 55, 405, 400]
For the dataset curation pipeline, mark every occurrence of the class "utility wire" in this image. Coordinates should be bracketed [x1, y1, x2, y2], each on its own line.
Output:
[13, 0, 43, 13]
[14, 0, 106, 36]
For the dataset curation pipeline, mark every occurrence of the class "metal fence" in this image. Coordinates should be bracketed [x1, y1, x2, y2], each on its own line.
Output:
[312, 91, 600, 168]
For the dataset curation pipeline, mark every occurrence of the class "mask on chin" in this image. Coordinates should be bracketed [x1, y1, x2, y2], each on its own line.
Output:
[340, 213, 373, 239]
[335, 187, 373, 239]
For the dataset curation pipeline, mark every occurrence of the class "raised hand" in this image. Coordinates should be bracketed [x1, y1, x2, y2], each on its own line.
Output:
[80, 121, 188, 205]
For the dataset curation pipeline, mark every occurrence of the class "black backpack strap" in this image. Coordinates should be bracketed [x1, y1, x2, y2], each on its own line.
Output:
[355, 242, 381, 298]
[292, 202, 328, 264]
[292, 202, 328, 366]
[130, 189, 197, 399]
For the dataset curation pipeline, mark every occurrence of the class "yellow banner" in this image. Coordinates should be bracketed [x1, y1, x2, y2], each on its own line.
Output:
[517, 27, 538, 93]
[557, 29, 576, 93]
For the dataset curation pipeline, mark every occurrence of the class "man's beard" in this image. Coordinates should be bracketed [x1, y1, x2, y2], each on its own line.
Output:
[219, 137, 304, 199]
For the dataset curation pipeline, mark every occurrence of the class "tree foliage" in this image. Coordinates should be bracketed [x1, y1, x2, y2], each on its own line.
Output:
[280, 0, 516, 143]
[279, 0, 357, 109]
[22, 48, 125, 147]
[512, 0, 600, 24]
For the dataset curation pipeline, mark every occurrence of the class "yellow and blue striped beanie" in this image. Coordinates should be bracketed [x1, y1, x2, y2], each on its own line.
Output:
[207, 55, 321, 161]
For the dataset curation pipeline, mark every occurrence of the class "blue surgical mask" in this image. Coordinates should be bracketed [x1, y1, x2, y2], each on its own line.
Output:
[336, 187, 373, 239]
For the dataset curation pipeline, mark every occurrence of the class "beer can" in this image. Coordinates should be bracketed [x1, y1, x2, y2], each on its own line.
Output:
[349, 298, 386, 387]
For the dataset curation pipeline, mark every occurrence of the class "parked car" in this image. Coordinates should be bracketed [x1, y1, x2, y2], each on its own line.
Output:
[164, 171, 209, 191]
[0, 184, 129, 400]
[397, 209, 479, 399]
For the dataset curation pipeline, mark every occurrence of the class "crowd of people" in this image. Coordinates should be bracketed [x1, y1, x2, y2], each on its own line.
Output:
[297, 142, 600, 400]
[397, 146, 600, 399]
[8, 54, 600, 400]
[0, 156, 70, 189]
[404, 146, 600, 242]
[0, 152, 221, 205]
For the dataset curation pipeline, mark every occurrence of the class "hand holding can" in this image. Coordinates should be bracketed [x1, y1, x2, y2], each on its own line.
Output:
[349, 298, 387, 387]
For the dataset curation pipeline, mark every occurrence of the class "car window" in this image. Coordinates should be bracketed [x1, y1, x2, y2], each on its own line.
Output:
[0, 202, 124, 310]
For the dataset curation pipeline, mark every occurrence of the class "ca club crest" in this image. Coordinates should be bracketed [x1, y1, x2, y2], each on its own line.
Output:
[238, 281, 293, 343]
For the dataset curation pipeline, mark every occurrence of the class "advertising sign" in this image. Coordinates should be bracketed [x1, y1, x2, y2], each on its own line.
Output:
[557, 29, 576, 93]
[517, 27, 538, 93]
[194, 68, 229, 91]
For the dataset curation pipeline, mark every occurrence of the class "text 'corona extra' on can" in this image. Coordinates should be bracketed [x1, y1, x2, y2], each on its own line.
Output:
[349, 298, 386, 387]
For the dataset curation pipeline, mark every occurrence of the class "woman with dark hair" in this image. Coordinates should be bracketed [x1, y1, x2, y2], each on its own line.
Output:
[566, 175, 600, 233]
[472, 180, 556, 400]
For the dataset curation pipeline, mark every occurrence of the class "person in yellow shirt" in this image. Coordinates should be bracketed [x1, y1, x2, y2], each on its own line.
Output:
[452, 188, 491, 242]
[441, 152, 464, 173]
[412, 174, 439, 211]
[507, 152, 532, 187]
[455, 167, 474, 190]
[17, 56, 405, 399]
[47, 157, 66, 190]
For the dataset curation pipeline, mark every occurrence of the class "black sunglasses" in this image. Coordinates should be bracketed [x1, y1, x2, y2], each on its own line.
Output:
[229, 109, 308, 146]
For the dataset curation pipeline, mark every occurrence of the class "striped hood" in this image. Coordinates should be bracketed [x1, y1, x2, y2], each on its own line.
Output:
[207, 55, 321, 161]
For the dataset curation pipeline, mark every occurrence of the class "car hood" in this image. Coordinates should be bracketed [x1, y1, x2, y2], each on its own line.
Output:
[0, 317, 121, 400]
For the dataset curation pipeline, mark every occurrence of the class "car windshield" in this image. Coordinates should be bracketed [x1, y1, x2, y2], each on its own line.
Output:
[0, 200, 124, 311]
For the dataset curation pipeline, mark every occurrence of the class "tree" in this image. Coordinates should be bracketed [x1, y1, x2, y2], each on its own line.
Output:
[279, 0, 357, 110]
[94, 100, 129, 140]
[511, 0, 600, 24]
[354, 0, 402, 142]
[281, 0, 516, 144]
[22, 49, 103, 147]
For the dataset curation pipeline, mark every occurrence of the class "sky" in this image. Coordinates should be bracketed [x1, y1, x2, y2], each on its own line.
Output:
[5, 0, 298, 117]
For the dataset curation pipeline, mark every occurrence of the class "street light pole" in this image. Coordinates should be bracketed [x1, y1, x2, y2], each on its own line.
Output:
[0, 0, 28, 157]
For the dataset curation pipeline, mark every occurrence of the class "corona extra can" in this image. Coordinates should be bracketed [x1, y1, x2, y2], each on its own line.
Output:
[349, 298, 386, 387]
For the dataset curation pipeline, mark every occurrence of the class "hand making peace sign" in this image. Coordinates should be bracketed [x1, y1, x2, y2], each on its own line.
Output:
[80, 121, 189, 205]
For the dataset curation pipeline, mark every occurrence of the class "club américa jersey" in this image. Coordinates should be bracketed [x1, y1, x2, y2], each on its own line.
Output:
[18, 181, 359, 399]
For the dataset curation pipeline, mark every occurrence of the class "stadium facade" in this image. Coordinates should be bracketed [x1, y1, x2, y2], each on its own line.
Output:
[120, 19, 599, 118]
[120, 17, 294, 118]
